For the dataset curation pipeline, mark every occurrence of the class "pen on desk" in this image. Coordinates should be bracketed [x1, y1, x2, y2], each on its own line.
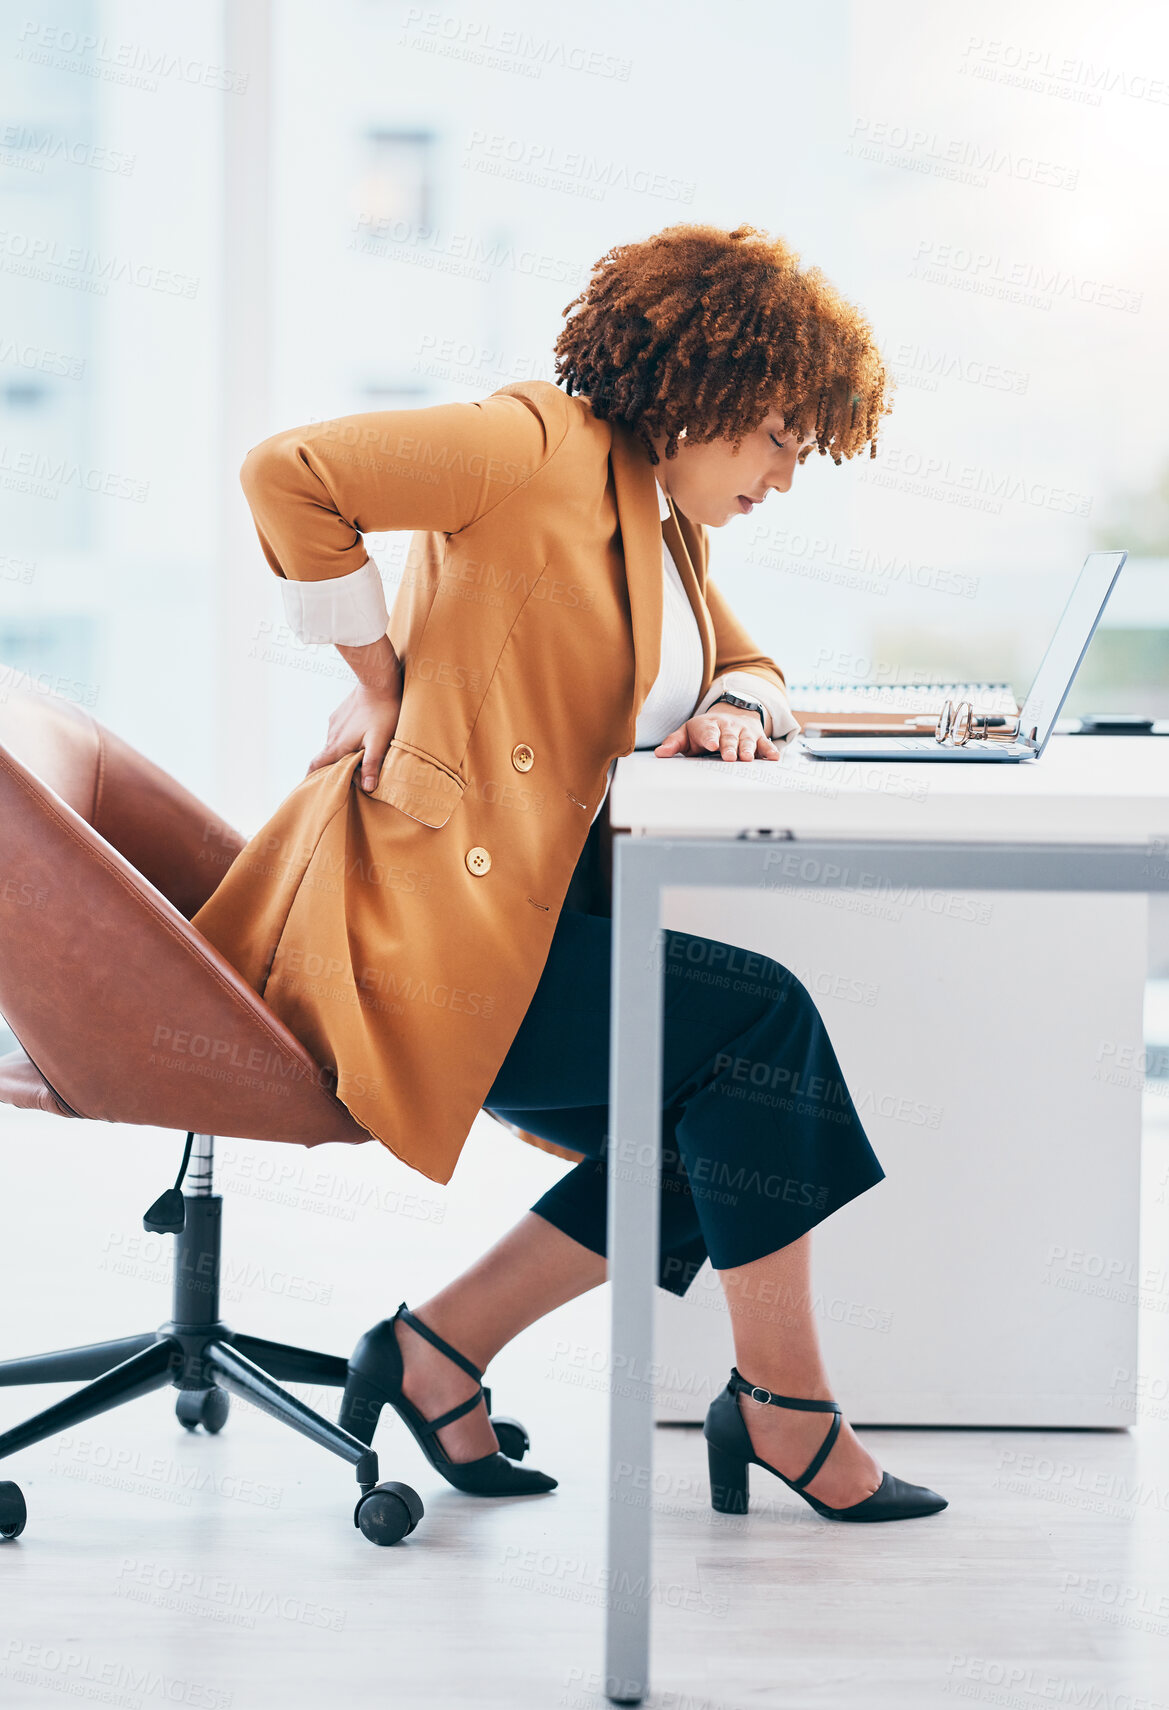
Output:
[906, 714, 1014, 729]
[801, 715, 1017, 740]
[801, 725, 925, 740]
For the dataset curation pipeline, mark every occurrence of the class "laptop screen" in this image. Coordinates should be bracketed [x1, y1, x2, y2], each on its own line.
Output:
[1016, 551, 1127, 754]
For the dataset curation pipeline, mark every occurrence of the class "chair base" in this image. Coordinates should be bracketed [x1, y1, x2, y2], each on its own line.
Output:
[0, 1321, 375, 1478]
[0, 1156, 424, 1545]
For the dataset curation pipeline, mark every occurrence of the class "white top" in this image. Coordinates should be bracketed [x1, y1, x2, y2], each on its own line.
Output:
[277, 557, 391, 648]
[636, 476, 795, 747]
[277, 477, 798, 828]
[630, 478, 707, 749]
[585, 478, 797, 824]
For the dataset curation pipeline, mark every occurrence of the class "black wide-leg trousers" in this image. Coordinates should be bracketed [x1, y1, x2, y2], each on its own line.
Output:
[484, 907, 886, 1297]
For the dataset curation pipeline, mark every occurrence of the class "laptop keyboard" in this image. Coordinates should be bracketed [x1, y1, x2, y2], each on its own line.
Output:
[808, 738, 1024, 756]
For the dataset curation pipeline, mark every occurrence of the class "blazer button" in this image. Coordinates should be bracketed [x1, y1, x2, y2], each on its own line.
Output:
[465, 846, 492, 876]
[511, 743, 534, 773]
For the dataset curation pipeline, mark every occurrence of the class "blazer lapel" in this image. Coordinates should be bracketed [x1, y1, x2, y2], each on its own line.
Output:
[608, 423, 716, 713]
[662, 500, 715, 693]
[608, 422, 663, 716]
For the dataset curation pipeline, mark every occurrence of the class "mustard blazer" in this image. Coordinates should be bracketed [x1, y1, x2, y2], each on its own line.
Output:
[190, 381, 789, 1184]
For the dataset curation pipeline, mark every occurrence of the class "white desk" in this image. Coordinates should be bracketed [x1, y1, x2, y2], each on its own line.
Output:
[616, 735, 1169, 843]
[600, 736, 1169, 1706]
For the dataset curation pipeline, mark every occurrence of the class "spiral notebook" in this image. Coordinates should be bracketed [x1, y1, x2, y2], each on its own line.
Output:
[788, 681, 1018, 738]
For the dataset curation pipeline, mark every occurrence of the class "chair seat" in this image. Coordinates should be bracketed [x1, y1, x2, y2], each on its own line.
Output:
[0, 675, 375, 1151]
[0, 1050, 78, 1118]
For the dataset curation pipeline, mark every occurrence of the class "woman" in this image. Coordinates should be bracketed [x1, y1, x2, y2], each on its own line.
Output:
[191, 223, 945, 1523]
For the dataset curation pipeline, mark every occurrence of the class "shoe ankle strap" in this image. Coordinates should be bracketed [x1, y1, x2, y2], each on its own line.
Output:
[395, 1302, 484, 1383]
[728, 1366, 841, 1415]
[728, 1367, 844, 1491]
[419, 1388, 486, 1436]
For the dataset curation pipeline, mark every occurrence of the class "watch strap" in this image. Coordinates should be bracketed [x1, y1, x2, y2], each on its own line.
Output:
[711, 691, 766, 726]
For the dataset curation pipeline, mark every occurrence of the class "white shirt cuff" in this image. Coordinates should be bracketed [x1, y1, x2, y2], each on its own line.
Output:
[278, 559, 389, 646]
[697, 672, 802, 744]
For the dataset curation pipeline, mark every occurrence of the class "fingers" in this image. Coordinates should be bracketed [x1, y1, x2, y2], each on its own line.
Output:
[628, 716, 791, 766]
[737, 727, 780, 762]
[695, 715, 743, 762]
[653, 726, 689, 757]
[308, 748, 383, 791]
[692, 716, 785, 762]
[360, 740, 387, 793]
[686, 716, 724, 757]
[306, 739, 362, 780]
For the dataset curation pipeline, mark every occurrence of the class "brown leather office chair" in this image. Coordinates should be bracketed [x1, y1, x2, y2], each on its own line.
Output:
[0, 675, 526, 1545]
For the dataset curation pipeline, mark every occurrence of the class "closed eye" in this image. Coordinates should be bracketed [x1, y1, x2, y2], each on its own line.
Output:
[770, 434, 789, 450]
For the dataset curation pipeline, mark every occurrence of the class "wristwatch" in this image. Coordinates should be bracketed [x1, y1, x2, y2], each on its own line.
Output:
[710, 691, 767, 729]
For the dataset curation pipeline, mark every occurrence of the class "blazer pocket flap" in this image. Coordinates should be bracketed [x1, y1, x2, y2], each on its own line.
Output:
[368, 742, 465, 828]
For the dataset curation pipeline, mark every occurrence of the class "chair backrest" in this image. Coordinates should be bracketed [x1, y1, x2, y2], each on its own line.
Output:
[0, 667, 242, 918]
[0, 675, 370, 1148]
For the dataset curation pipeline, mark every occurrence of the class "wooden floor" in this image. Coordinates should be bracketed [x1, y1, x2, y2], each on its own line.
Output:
[3, 1368, 1168, 1706]
[2, 1109, 1168, 1707]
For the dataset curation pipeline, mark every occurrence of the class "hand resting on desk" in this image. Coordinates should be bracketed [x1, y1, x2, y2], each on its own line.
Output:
[653, 707, 784, 764]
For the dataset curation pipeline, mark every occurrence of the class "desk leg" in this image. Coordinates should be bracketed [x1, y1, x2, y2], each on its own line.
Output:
[597, 829, 1162, 1700]
[604, 844, 663, 1706]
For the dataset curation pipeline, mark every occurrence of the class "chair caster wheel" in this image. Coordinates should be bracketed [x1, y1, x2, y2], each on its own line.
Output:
[176, 1388, 230, 1433]
[490, 1415, 530, 1461]
[0, 1481, 27, 1540]
[354, 1480, 424, 1545]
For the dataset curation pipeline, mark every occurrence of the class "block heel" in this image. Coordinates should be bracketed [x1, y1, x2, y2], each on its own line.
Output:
[707, 1440, 749, 1514]
[704, 1367, 948, 1523]
[339, 1303, 557, 1498]
[337, 1369, 385, 1447]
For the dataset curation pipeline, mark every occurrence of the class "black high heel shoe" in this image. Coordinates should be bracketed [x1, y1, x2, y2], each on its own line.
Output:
[338, 1303, 557, 1497]
[704, 1367, 947, 1523]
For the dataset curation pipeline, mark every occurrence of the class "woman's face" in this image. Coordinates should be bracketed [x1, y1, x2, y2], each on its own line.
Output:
[651, 409, 813, 527]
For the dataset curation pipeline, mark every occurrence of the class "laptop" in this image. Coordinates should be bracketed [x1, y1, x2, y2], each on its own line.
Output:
[801, 550, 1127, 764]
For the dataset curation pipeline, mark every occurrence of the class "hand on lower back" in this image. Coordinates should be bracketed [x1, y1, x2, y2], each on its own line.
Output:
[309, 637, 403, 792]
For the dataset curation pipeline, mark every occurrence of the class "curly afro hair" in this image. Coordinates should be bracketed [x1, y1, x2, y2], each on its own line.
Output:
[553, 223, 894, 465]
